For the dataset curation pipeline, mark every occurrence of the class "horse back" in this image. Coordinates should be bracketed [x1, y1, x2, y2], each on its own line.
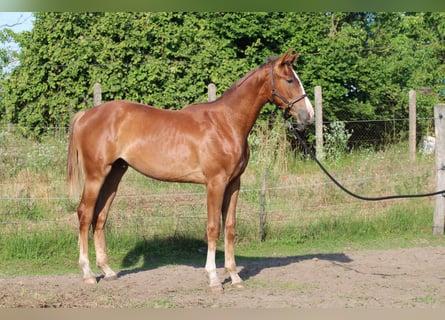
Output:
[73, 100, 210, 182]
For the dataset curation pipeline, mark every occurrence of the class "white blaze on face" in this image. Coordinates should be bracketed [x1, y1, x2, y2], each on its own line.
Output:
[292, 68, 314, 122]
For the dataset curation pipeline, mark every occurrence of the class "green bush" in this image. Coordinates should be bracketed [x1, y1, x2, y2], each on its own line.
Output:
[323, 121, 352, 161]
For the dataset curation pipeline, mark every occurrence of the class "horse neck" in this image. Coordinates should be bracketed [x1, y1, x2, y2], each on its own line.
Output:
[219, 65, 270, 137]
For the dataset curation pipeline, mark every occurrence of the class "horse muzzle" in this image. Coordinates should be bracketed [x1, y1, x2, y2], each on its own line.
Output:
[289, 107, 314, 130]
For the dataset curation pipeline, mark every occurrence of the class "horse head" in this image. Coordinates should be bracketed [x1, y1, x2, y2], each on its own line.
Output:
[269, 50, 314, 129]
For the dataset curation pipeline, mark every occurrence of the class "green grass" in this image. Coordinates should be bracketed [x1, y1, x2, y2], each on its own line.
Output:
[1, 202, 442, 277]
[0, 124, 443, 278]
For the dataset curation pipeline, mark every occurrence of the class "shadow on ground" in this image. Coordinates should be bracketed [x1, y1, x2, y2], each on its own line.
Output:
[114, 236, 352, 282]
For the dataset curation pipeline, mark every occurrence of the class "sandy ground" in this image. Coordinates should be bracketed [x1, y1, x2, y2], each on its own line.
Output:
[1, 246, 445, 308]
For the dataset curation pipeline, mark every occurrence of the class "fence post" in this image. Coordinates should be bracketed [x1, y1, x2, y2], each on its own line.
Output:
[208, 83, 216, 102]
[93, 83, 102, 106]
[258, 168, 267, 243]
[409, 90, 416, 162]
[433, 104, 445, 235]
[315, 85, 323, 159]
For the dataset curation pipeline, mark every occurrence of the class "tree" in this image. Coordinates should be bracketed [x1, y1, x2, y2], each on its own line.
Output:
[2, 12, 444, 140]
[1, 27, 19, 118]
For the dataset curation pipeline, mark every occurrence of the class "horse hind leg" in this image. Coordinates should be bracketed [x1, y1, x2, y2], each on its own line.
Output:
[92, 159, 128, 281]
[77, 178, 105, 284]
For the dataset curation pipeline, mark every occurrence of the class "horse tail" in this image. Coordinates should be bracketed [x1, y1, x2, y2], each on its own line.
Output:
[67, 110, 86, 200]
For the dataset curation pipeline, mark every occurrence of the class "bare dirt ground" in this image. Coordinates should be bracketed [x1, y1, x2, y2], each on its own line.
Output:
[1, 246, 445, 308]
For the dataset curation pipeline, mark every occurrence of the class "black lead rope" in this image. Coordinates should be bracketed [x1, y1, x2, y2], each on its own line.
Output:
[287, 121, 445, 201]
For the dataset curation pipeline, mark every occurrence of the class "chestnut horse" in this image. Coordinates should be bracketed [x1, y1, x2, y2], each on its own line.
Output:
[67, 50, 314, 292]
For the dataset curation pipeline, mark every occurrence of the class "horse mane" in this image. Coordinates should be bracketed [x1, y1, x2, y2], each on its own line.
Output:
[219, 56, 279, 98]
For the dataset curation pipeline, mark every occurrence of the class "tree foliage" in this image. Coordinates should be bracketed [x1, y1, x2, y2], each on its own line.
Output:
[2, 12, 445, 135]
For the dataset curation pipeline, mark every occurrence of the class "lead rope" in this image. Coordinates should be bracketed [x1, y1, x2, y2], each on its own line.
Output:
[287, 120, 445, 201]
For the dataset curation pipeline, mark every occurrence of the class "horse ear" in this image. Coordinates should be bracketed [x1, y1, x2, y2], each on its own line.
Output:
[289, 51, 300, 63]
[278, 49, 299, 65]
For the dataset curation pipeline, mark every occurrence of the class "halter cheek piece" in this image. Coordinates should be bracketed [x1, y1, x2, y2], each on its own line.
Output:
[269, 63, 307, 119]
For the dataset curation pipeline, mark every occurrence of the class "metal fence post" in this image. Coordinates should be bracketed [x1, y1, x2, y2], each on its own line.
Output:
[433, 104, 445, 235]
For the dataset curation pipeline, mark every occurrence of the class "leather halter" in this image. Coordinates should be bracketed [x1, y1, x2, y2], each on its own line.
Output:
[270, 62, 307, 119]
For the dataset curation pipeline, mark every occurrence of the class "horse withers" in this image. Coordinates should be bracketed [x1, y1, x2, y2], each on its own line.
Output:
[67, 50, 314, 293]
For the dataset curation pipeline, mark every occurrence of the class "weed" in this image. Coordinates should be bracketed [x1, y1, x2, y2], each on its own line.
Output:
[323, 121, 352, 161]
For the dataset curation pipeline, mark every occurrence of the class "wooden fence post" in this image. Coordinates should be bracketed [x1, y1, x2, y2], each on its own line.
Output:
[208, 83, 216, 102]
[409, 89, 416, 162]
[315, 85, 323, 159]
[93, 83, 102, 106]
[433, 104, 445, 235]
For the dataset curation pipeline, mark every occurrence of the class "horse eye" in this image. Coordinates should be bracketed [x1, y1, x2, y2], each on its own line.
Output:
[286, 78, 293, 83]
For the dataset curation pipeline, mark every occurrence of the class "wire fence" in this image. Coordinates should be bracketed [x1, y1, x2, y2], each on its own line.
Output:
[1, 116, 435, 144]
[0, 119, 436, 240]
[343, 118, 434, 147]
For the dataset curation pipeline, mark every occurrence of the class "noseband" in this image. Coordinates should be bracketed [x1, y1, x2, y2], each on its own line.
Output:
[270, 63, 307, 119]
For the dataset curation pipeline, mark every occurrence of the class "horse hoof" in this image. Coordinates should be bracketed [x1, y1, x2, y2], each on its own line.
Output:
[104, 274, 118, 281]
[83, 277, 97, 285]
[209, 284, 224, 294]
[232, 282, 244, 289]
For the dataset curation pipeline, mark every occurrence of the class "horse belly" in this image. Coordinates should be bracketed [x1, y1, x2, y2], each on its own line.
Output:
[123, 147, 206, 184]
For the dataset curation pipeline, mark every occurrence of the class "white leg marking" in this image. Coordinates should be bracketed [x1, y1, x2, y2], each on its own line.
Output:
[95, 249, 117, 279]
[79, 252, 96, 283]
[229, 270, 243, 286]
[224, 234, 243, 286]
[205, 248, 220, 288]
[78, 234, 96, 283]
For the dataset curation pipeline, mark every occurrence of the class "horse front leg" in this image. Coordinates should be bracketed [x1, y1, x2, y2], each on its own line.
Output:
[205, 177, 226, 293]
[222, 176, 243, 288]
